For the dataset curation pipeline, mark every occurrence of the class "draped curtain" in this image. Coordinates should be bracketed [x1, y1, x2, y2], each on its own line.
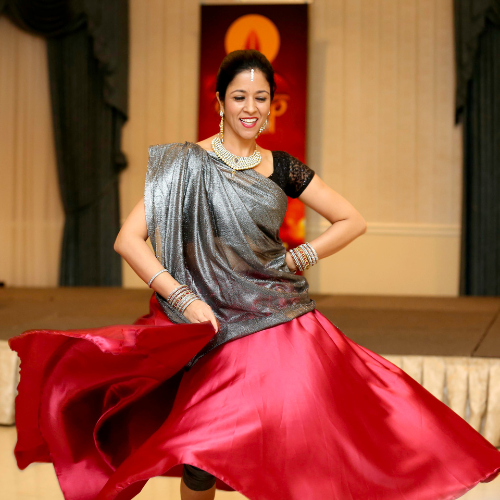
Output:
[0, 0, 129, 286]
[455, 0, 500, 295]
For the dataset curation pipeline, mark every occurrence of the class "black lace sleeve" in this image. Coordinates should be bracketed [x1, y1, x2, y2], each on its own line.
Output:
[283, 153, 315, 198]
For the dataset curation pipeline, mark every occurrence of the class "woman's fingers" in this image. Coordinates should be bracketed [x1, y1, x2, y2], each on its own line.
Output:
[202, 312, 219, 333]
[183, 300, 219, 332]
[210, 316, 218, 332]
[198, 314, 218, 333]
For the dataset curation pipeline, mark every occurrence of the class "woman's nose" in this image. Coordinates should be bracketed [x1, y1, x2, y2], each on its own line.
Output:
[244, 100, 258, 113]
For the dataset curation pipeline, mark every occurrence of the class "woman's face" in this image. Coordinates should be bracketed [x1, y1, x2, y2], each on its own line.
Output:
[217, 69, 271, 141]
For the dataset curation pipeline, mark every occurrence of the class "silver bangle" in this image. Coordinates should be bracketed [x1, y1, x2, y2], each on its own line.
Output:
[148, 268, 168, 287]
[179, 296, 200, 314]
[290, 242, 319, 272]
[302, 242, 319, 265]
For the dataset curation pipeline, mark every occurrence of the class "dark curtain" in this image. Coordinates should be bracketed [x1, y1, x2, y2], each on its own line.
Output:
[0, 0, 128, 286]
[454, 0, 500, 295]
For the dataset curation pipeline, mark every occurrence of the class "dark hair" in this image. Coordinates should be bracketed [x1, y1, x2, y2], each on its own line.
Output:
[216, 49, 277, 102]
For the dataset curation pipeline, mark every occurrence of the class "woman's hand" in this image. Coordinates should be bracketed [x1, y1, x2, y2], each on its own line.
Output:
[183, 299, 220, 333]
[285, 251, 298, 273]
[285, 251, 297, 272]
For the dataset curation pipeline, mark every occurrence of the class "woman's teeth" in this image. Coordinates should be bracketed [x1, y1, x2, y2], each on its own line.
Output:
[240, 118, 258, 128]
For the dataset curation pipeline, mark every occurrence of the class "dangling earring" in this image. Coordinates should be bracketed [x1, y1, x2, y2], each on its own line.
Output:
[219, 109, 224, 143]
[255, 111, 271, 139]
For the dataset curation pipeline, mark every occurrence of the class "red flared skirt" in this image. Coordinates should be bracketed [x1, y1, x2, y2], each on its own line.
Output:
[8, 292, 500, 500]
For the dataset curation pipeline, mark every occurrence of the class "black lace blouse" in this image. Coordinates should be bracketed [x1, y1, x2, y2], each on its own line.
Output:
[269, 151, 316, 198]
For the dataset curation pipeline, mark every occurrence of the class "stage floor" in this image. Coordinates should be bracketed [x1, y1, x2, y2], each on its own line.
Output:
[2, 288, 500, 498]
[2, 287, 500, 358]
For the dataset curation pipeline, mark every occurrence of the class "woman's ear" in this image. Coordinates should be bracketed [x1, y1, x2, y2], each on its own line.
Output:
[216, 92, 223, 114]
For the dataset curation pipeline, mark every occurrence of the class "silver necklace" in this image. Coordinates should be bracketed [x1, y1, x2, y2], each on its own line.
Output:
[211, 136, 262, 178]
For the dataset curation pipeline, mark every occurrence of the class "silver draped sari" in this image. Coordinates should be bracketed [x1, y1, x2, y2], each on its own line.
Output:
[144, 141, 316, 369]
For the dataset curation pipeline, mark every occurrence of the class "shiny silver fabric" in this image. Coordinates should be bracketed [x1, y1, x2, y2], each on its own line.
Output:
[144, 141, 316, 370]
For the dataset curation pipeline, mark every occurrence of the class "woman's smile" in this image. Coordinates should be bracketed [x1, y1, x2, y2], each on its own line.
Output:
[239, 117, 258, 128]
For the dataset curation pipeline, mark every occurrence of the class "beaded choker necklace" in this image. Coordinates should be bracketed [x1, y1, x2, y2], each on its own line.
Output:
[211, 136, 262, 178]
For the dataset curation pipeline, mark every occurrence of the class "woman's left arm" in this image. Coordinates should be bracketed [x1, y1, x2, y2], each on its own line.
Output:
[287, 173, 367, 267]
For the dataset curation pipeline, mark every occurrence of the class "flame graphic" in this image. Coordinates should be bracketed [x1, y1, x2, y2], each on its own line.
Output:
[224, 14, 280, 63]
[244, 30, 261, 51]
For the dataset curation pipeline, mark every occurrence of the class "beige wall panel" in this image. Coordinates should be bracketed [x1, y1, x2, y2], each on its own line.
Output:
[359, 0, 380, 221]
[396, 0, 418, 223]
[435, 0, 462, 224]
[303, 0, 462, 295]
[377, 0, 399, 222]
[306, 221, 461, 296]
[0, 18, 64, 287]
[416, 0, 436, 224]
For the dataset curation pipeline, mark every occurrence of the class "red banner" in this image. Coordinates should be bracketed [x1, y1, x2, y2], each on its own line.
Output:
[198, 4, 309, 249]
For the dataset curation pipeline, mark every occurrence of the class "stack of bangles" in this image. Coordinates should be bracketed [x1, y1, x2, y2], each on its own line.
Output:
[289, 242, 319, 272]
[147, 269, 200, 314]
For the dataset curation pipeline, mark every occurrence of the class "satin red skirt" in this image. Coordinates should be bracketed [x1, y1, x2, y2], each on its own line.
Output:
[8, 292, 500, 500]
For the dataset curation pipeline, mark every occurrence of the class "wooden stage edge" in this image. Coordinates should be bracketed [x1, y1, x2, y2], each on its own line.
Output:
[1, 287, 500, 358]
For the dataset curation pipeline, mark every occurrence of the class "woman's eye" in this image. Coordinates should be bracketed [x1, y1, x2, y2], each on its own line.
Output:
[233, 97, 267, 102]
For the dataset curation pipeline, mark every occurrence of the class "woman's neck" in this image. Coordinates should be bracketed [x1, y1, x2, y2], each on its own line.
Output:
[220, 129, 257, 157]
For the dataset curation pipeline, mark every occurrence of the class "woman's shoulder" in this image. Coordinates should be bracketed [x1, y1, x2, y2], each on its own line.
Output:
[148, 141, 186, 157]
[146, 143, 194, 179]
[148, 141, 212, 162]
[195, 136, 216, 153]
[271, 151, 316, 199]
[147, 141, 213, 179]
[271, 150, 314, 171]
[271, 150, 302, 162]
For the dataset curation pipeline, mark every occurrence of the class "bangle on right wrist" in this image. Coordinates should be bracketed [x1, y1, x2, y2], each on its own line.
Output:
[166, 284, 201, 314]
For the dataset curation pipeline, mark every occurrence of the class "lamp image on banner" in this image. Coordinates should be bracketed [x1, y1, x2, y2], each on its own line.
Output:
[198, 4, 308, 251]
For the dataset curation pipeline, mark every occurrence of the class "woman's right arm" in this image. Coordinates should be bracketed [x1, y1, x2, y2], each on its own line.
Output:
[113, 196, 219, 332]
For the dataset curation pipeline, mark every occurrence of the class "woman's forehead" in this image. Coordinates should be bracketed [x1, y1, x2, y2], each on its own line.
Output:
[227, 70, 269, 91]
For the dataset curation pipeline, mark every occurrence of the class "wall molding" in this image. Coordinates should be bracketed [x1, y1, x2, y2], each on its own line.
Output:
[307, 220, 461, 238]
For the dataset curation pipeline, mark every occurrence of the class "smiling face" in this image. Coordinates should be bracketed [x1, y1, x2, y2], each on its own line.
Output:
[217, 69, 271, 142]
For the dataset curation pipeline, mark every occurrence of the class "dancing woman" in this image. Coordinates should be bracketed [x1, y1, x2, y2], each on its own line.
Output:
[9, 49, 500, 500]
[116, 48, 367, 498]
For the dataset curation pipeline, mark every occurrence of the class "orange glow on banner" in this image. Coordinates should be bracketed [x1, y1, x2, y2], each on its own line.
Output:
[198, 4, 309, 251]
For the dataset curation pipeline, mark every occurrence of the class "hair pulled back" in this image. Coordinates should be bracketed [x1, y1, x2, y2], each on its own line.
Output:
[216, 49, 277, 102]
